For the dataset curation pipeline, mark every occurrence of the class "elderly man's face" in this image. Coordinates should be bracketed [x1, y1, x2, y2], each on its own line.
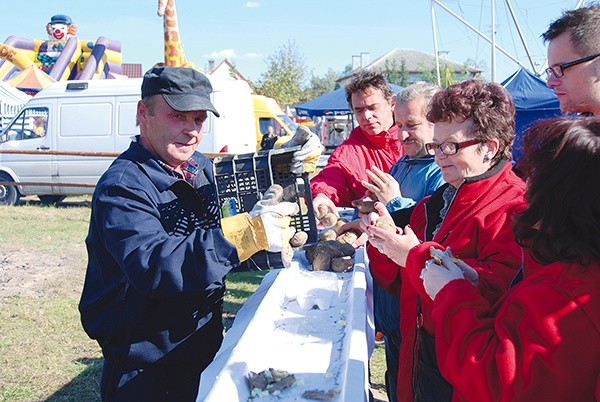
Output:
[394, 96, 434, 158]
[138, 96, 207, 169]
[546, 32, 600, 115]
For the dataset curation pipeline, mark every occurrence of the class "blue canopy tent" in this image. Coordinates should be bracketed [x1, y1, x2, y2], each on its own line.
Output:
[501, 68, 562, 161]
[295, 84, 403, 118]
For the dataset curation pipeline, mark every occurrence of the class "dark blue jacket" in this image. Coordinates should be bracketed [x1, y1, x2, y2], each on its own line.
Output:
[79, 140, 239, 368]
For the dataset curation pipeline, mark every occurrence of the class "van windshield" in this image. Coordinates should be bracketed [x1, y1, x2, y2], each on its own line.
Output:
[1, 107, 49, 143]
[278, 114, 298, 132]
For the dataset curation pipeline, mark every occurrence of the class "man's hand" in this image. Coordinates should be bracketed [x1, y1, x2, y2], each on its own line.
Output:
[313, 193, 339, 228]
[283, 126, 323, 174]
[361, 166, 401, 205]
[222, 184, 299, 266]
[249, 185, 299, 254]
[336, 219, 369, 248]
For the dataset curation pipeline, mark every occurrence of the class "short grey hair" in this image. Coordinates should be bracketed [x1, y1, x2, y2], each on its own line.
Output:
[395, 82, 441, 106]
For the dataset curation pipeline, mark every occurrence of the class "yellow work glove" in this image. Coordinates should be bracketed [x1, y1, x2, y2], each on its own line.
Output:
[221, 185, 299, 265]
[280, 126, 324, 175]
[221, 213, 268, 262]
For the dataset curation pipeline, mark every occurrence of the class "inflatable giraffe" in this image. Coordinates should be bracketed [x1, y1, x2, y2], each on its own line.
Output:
[157, 0, 197, 69]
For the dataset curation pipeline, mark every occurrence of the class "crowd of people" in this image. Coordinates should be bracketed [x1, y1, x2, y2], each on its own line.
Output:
[78, 4, 600, 401]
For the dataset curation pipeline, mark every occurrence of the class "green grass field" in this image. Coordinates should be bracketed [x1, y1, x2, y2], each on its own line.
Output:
[0, 200, 387, 401]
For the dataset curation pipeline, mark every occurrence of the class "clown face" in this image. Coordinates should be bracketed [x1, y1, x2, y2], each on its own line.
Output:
[48, 22, 68, 41]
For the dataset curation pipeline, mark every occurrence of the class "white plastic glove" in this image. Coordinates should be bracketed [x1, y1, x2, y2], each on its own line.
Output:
[283, 126, 324, 174]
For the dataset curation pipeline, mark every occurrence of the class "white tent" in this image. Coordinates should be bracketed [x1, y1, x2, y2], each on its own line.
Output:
[0, 80, 31, 131]
[0, 80, 31, 104]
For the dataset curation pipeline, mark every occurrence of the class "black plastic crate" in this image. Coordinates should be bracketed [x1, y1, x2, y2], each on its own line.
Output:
[213, 147, 317, 270]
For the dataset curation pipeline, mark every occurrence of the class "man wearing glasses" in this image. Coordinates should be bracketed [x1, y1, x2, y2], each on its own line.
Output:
[543, 4, 600, 116]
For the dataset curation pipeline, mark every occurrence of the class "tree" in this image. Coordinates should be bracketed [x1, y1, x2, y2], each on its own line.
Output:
[399, 59, 409, 87]
[255, 40, 308, 107]
[383, 59, 400, 85]
[307, 68, 339, 99]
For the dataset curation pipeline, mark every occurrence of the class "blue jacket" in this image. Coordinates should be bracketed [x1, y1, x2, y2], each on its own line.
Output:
[79, 140, 239, 368]
[372, 153, 444, 402]
[385, 154, 445, 214]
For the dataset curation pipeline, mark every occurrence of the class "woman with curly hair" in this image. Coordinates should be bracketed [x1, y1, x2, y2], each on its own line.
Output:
[365, 79, 528, 402]
[422, 116, 600, 401]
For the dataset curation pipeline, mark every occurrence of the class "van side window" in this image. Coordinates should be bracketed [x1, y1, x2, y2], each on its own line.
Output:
[3, 107, 49, 142]
[259, 118, 283, 136]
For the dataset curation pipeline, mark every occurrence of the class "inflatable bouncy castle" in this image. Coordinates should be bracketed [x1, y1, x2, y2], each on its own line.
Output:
[0, 14, 123, 94]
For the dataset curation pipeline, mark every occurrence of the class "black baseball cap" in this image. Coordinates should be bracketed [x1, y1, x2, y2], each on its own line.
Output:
[141, 66, 220, 117]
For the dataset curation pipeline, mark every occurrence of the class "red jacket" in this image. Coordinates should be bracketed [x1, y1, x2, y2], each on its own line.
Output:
[310, 125, 402, 207]
[432, 257, 600, 402]
[367, 160, 527, 402]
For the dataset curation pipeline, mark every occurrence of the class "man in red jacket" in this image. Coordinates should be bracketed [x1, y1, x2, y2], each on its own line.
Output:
[310, 70, 403, 218]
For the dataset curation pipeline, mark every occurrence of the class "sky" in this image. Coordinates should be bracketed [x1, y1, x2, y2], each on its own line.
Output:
[1, 1, 591, 85]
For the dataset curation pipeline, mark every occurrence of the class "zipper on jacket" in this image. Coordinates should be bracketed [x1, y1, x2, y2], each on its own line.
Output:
[412, 295, 424, 395]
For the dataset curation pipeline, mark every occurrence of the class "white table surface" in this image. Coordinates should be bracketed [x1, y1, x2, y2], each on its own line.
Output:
[197, 247, 374, 401]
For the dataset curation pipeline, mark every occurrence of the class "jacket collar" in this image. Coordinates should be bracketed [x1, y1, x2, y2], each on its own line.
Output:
[120, 139, 181, 192]
[463, 159, 508, 184]
[399, 154, 436, 164]
[357, 124, 399, 147]
[423, 159, 513, 241]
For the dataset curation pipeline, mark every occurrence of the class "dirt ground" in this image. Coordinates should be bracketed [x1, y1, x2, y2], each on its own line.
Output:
[0, 247, 85, 299]
[0, 248, 389, 401]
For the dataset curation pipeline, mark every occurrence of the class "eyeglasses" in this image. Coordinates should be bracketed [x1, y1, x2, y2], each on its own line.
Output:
[545, 53, 600, 79]
[425, 139, 482, 156]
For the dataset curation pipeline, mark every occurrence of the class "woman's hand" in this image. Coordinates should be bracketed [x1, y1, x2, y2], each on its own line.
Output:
[421, 247, 479, 300]
[365, 202, 418, 267]
[361, 166, 402, 205]
[336, 219, 369, 248]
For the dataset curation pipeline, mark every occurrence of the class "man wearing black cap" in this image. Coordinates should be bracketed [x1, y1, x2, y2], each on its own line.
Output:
[79, 66, 302, 401]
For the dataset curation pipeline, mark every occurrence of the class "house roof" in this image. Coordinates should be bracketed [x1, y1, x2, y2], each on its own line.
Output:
[339, 48, 483, 82]
[210, 59, 250, 82]
[371, 48, 482, 73]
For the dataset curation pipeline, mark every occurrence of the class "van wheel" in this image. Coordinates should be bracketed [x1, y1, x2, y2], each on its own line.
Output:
[0, 173, 20, 206]
[38, 195, 66, 205]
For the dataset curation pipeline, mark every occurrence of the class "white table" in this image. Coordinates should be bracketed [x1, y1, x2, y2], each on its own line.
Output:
[197, 247, 375, 401]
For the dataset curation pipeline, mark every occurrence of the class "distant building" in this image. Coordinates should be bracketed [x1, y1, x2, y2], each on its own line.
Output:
[338, 48, 483, 87]
[206, 59, 254, 89]
[121, 63, 143, 78]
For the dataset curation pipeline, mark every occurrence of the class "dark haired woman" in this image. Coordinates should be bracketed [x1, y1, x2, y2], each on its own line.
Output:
[422, 116, 600, 401]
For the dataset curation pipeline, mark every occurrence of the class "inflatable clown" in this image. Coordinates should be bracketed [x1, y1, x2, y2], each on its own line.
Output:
[0, 13, 123, 89]
[37, 14, 78, 74]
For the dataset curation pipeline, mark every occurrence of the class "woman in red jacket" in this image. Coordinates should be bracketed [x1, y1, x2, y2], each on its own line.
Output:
[365, 80, 527, 402]
[421, 116, 600, 402]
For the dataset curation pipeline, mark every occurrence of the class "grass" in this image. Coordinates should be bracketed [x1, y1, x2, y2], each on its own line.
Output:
[0, 297, 103, 401]
[0, 200, 387, 401]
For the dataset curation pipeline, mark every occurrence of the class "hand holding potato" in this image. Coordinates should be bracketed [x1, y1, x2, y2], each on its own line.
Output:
[365, 202, 418, 266]
[313, 194, 339, 228]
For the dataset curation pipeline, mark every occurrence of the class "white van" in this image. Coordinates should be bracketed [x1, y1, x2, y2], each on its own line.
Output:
[0, 76, 255, 205]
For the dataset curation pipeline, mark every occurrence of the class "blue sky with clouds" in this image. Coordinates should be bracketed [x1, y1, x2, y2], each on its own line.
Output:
[1, 1, 588, 84]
